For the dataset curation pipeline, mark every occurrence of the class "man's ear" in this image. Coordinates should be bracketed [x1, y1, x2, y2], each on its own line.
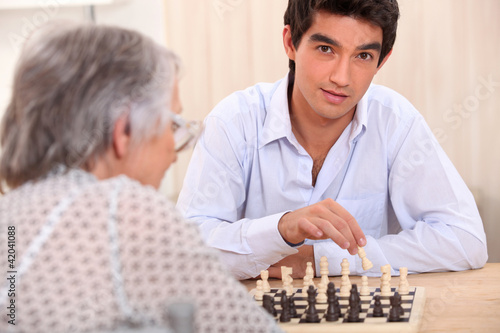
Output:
[112, 114, 131, 159]
[283, 25, 296, 61]
[376, 49, 393, 71]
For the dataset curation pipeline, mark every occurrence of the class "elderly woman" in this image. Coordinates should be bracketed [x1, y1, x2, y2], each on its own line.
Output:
[0, 23, 279, 333]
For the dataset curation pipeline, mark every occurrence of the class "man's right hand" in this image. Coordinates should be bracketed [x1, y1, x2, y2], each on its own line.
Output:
[277, 198, 366, 255]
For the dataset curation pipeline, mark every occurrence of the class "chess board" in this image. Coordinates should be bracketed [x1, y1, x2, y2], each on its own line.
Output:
[250, 286, 426, 333]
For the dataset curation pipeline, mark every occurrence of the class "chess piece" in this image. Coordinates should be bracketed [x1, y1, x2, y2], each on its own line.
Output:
[388, 295, 401, 322]
[357, 246, 373, 270]
[302, 275, 312, 297]
[399, 267, 410, 295]
[350, 284, 362, 312]
[320, 256, 330, 287]
[325, 282, 340, 321]
[279, 290, 291, 322]
[281, 266, 292, 284]
[167, 302, 195, 333]
[339, 274, 351, 297]
[255, 280, 264, 301]
[339, 258, 351, 296]
[394, 292, 404, 316]
[341, 258, 350, 275]
[283, 274, 293, 296]
[347, 286, 360, 322]
[380, 264, 392, 296]
[372, 295, 384, 317]
[260, 269, 271, 292]
[316, 282, 327, 304]
[305, 285, 320, 323]
[305, 262, 315, 287]
[360, 275, 370, 296]
[262, 294, 276, 317]
[269, 294, 277, 317]
[289, 295, 297, 317]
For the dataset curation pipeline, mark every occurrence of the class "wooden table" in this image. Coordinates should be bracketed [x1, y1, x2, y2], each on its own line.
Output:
[241, 263, 500, 332]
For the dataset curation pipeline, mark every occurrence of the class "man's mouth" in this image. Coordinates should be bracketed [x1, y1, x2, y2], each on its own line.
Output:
[321, 89, 348, 104]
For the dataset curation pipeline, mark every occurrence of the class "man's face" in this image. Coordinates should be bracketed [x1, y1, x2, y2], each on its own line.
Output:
[285, 11, 388, 122]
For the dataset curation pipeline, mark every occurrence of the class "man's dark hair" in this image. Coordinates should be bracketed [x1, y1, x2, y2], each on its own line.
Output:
[284, 0, 400, 73]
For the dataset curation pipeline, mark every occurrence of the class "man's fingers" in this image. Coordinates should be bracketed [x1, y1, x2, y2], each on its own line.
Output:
[298, 217, 351, 250]
[308, 209, 357, 250]
[322, 198, 367, 248]
[296, 217, 323, 238]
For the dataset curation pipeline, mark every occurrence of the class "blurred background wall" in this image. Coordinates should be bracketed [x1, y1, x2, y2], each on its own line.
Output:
[0, 0, 498, 262]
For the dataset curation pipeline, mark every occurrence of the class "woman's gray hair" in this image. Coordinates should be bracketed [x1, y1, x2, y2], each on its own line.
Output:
[0, 22, 181, 192]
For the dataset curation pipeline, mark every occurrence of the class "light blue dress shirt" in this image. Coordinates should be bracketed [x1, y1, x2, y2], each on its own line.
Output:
[177, 74, 488, 280]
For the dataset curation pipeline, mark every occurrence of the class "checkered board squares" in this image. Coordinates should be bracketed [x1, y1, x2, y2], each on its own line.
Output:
[250, 286, 426, 333]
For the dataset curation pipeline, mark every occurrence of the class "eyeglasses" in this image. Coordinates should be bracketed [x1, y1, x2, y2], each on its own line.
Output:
[169, 113, 203, 152]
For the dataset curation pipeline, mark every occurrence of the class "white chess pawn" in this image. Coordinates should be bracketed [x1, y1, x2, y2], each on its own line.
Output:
[320, 256, 329, 287]
[360, 275, 370, 296]
[339, 274, 351, 297]
[339, 258, 351, 296]
[316, 282, 327, 303]
[341, 258, 350, 275]
[255, 280, 264, 301]
[305, 262, 315, 287]
[380, 264, 392, 296]
[357, 246, 374, 270]
[284, 274, 294, 296]
[398, 267, 410, 295]
[302, 275, 312, 297]
[260, 269, 271, 292]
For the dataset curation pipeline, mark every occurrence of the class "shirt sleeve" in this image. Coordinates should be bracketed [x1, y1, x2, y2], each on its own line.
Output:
[177, 114, 298, 280]
[312, 115, 488, 276]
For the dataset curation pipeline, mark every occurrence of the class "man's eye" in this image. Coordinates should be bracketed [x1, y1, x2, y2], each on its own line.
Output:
[319, 46, 332, 53]
[171, 122, 180, 132]
[358, 52, 373, 60]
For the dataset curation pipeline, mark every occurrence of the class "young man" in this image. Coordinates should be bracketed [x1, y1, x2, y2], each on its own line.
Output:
[177, 0, 488, 280]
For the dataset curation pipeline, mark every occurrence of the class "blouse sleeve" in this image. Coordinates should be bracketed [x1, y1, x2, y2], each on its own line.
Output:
[115, 180, 281, 333]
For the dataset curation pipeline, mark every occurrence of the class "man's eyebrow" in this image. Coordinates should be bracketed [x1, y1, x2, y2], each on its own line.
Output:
[309, 33, 341, 47]
[309, 33, 382, 53]
[357, 42, 382, 53]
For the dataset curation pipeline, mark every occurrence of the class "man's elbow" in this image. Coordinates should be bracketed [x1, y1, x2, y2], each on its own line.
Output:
[456, 227, 488, 269]
[468, 241, 488, 269]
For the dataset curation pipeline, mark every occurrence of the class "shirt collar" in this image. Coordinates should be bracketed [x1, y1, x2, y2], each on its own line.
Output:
[350, 88, 368, 143]
[259, 73, 293, 149]
[259, 73, 369, 148]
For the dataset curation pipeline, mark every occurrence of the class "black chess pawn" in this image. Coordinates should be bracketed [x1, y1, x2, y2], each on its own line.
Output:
[394, 292, 404, 316]
[372, 295, 384, 317]
[325, 282, 339, 322]
[262, 295, 276, 317]
[288, 295, 297, 317]
[347, 305, 360, 322]
[388, 295, 401, 322]
[350, 284, 362, 312]
[305, 285, 320, 323]
[270, 295, 277, 317]
[279, 290, 291, 322]
[347, 285, 361, 322]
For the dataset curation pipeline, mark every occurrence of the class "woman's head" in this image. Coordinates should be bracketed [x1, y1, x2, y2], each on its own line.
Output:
[0, 22, 182, 191]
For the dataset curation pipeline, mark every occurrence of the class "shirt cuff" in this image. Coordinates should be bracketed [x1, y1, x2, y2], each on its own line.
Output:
[246, 211, 298, 264]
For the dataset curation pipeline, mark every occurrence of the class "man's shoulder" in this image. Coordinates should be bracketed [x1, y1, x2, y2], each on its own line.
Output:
[366, 84, 416, 110]
[210, 78, 284, 119]
[364, 84, 421, 123]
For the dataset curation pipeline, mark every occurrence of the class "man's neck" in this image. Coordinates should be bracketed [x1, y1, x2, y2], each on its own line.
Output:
[287, 76, 356, 186]
[288, 80, 355, 158]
